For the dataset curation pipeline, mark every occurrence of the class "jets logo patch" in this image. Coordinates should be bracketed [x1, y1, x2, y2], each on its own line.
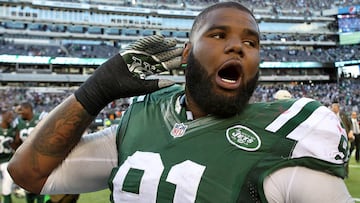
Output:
[226, 125, 261, 151]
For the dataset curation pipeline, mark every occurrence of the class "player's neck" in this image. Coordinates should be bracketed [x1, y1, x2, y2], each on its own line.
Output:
[182, 93, 208, 120]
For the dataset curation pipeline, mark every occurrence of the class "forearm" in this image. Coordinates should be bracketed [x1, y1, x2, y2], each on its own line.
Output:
[8, 95, 95, 194]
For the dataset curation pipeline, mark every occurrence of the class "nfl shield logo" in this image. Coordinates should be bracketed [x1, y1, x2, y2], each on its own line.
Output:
[171, 123, 188, 138]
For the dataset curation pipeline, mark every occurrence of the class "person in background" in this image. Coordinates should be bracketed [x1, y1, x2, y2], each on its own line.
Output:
[15, 102, 47, 203]
[0, 109, 17, 203]
[331, 102, 354, 141]
[331, 101, 354, 177]
[8, 2, 353, 202]
[273, 89, 292, 100]
[350, 111, 360, 163]
[15, 102, 80, 203]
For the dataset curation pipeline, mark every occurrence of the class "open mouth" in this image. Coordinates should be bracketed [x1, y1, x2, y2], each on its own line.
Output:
[216, 61, 242, 89]
[219, 65, 241, 83]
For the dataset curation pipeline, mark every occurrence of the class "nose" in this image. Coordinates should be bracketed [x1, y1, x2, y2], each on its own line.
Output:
[224, 37, 244, 57]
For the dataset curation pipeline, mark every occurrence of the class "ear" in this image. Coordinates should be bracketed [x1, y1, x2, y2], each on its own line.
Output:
[181, 42, 191, 64]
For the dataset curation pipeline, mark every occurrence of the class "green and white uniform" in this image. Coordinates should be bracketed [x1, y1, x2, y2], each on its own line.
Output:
[40, 85, 350, 202]
[0, 125, 16, 197]
[16, 113, 44, 142]
[109, 85, 348, 203]
[0, 126, 16, 163]
[16, 112, 47, 203]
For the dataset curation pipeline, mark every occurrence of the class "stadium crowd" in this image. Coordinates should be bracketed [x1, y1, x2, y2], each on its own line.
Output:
[252, 78, 360, 114]
[0, 87, 130, 131]
[1, 39, 359, 63]
[2, 0, 360, 62]
[46, 0, 360, 14]
[1, 78, 359, 125]
[0, 1, 359, 202]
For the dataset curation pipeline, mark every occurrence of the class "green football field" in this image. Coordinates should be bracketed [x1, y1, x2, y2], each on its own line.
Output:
[345, 154, 360, 202]
[10, 155, 360, 203]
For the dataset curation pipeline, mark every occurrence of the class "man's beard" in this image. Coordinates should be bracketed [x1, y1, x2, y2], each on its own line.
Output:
[185, 52, 259, 118]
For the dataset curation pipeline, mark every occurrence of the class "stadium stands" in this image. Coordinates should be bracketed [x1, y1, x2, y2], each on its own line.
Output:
[1, 79, 359, 124]
[0, 0, 360, 113]
[0, 0, 356, 52]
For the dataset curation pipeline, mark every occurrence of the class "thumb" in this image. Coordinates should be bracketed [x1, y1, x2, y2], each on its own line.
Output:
[158, 79, 176, 89]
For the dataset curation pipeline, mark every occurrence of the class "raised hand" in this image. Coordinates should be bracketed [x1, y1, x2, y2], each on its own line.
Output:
[121, 34, 183, 78]
[74, 35, 183, 116]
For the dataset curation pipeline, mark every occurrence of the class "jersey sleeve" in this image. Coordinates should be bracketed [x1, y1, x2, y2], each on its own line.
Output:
[266, 98, 348, 164]
[289, 105, 349, 165]
[263, 98, 348, 179]
[264, 166, 354, 203]
[41, 125, 118, 194]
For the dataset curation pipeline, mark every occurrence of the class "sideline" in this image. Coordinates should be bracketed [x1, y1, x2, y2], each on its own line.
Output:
[349, 161, 359, 202]
[350, 164, 360, 168]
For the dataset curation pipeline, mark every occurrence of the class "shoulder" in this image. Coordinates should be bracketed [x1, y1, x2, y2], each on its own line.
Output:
[12, 117, 19, 128]
[246, 97, 333, 136]
[249, 98, 347, 169]
[132, 84, 184, 104]
[246, 97, 325, 118]
[240, 98, 331, 137]
[15, 117, 25, 127]
[119, 84, 184, 126]
[250, 97, 322, 107]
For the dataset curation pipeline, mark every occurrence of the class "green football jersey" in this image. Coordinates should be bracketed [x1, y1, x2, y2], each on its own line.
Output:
[109, 85, 348, 203]
[16, 113, 43, 141]
[0, 126, 16, 163]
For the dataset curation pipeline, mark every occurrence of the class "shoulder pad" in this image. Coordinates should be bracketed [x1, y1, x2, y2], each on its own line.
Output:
[132, 84, 184, 103]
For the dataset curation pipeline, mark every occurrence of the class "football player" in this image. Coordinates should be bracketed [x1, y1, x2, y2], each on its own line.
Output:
[15, 102, 48, 203]
[0, 109, 16, 203]
[8, 2, 354, 202]
[15, 102, 79, 203]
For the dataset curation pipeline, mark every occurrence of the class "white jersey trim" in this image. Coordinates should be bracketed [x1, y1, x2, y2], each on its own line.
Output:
[265, 98, 314, 133]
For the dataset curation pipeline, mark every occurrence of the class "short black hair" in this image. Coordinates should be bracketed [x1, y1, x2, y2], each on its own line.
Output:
[20, 101, 33, 110]
[190, 1, 257, 41]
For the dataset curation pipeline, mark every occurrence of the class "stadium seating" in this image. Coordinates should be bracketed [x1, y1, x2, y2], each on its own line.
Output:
[0, 0, 359, 88]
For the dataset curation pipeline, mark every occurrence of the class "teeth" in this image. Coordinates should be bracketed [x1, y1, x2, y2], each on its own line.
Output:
[221, 78, 236, 83]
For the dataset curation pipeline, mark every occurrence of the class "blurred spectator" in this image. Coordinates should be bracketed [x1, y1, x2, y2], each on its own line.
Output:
[273, 89, 292, 100]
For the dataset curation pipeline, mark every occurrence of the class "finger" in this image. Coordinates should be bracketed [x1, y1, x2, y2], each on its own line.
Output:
[161, 56, 182, 70]
[145, 38, 178, 54]
[154, 47, 183, 62]
[158, 79, 175, 89]
[125, 35, 164, 51]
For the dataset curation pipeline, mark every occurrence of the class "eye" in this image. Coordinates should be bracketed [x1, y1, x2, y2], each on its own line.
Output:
[243, 40, 256, 47]
[210, 32, 226, 39]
